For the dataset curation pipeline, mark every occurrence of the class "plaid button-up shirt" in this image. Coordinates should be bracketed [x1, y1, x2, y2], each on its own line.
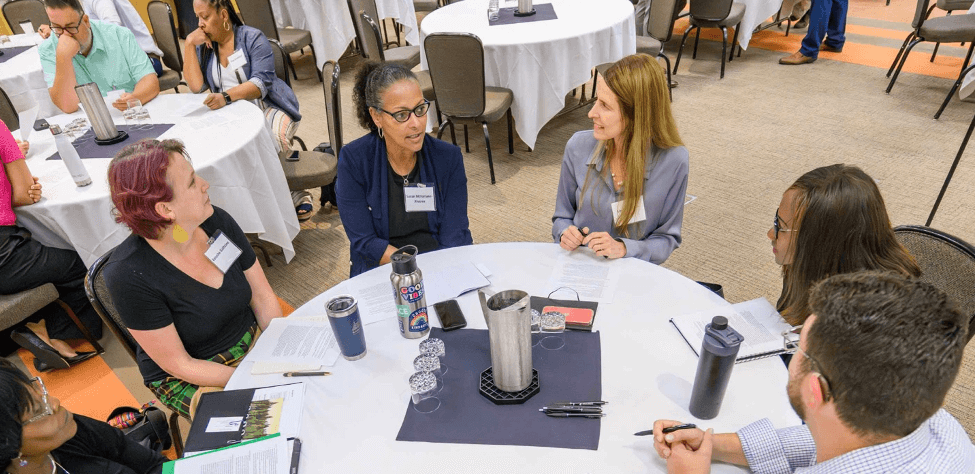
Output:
[737, 409, 975, 473]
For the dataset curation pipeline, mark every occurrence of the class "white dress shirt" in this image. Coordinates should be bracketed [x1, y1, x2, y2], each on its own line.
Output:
[82, 0, 164, 58]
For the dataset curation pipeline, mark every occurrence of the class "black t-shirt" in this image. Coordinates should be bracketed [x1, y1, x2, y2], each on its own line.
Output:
[53, 414, 167, 474]
[103, 206, 258, 384]
[387, 158, 438, 253]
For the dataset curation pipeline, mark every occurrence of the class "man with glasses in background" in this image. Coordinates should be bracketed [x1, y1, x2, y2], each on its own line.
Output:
[650, 271, 974, 473]
[38, 0, 159, 113]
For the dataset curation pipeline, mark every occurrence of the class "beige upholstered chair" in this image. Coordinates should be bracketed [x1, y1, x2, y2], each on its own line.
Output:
[597, 0, 682, 100]
[925, 0, 975, 61]
[84, 250, 184, 457]
[146, 1, 184, 93]
[885, 0, 974, 94]
[0, 284, 104, 357]
[424, 32, 513, 185]
[2, 0, 48, 35]
[672, 0, 745, 79]
[236, 0, 321, 81]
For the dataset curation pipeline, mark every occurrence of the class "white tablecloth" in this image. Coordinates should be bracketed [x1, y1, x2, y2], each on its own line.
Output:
[0, 34, 61, 119]
[737, 0, 784, 50]
[268, 0, 420, 70]
[420, 0, 637, 149]
[13, 94, 300, 267]
[226, 242, 800, 473]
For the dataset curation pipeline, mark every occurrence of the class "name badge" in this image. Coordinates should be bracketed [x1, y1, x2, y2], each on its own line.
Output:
[204, 231, 242, 274]
[228, 49, 248, 70]
[611, 199, 647, 225]
[404, 184, 436, 212]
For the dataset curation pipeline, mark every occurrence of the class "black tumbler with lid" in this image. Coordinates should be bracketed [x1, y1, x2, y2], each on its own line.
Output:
[688, 316, 743, 419]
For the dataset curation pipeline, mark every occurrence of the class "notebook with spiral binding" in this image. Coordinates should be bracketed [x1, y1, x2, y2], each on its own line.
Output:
[669, 297, 793, 363]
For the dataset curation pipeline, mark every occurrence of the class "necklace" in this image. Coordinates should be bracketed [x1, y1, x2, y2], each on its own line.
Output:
[391, 155, 417, 186]
[610, 173, 623, 189]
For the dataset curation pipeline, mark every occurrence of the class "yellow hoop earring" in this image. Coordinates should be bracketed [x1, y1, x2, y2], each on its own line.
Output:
[223, 20, 230, 31]
[173, 224, 189, 243]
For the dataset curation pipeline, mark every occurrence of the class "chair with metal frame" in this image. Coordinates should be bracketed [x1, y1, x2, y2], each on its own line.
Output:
[355, 10, 435, 105]
[424, 32, 514, 185]
[925, 0, 975, 62]
[146, 1, 185, 93]
[235, 0, 321, 81]
[884, 0, 974, 94]
[84, 249, 184, 458]
[2, 0, 48, 35]
[893, 225, 975, 342]
[672, 0, 745, 79]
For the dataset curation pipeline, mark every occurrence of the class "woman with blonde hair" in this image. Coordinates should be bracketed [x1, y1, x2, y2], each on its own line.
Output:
[553, 53, 688, 263]
[770, 164, 920, 326]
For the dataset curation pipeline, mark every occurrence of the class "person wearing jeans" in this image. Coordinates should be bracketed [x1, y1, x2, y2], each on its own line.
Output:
[779, 0, 847, 65]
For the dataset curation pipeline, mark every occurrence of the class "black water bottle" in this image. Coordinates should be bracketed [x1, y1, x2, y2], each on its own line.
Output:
[689, 316, 743, 420]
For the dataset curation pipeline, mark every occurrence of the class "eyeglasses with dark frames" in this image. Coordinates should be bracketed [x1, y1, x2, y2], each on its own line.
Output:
[373, 100, 430, 123]
[773, 211, 796, 241]
[25, 377, 54, 424]
[51, 21, 83, 35]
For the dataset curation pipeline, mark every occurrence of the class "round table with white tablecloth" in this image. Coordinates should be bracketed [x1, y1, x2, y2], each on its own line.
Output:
[225, 242, 800, 473]
[420, 0, 637, 149]
[0, 33, 60, 119]
[268, 0, 419, 70]
[12, 93, 299, 268]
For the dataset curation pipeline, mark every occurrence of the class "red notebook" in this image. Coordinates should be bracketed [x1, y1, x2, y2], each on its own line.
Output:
[530, 296, 599, 331]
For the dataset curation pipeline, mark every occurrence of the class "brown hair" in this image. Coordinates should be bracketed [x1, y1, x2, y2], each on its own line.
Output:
[777, 164, 920, 325]
[581, 54, 683, 236]
[806, 271, 967, 438]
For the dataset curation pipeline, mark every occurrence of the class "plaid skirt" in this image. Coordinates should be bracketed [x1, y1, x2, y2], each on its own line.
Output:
[147, 323, 258, 419]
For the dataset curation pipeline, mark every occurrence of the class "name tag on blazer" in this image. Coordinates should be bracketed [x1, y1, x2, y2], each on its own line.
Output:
[228, 49, 248, 70]
[404, 184, 436, 212]
[205, 231, 242, 273]
[611, 199, 647, 225]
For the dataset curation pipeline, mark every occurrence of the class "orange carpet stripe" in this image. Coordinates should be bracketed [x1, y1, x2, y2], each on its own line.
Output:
[18, 348, 138, 421]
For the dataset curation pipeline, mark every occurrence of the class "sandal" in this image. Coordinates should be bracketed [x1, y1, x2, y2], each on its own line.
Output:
[295, 194, 314, 222]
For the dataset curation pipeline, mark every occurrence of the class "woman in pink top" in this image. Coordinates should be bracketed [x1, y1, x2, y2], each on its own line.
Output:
[0, 120, 101, 371]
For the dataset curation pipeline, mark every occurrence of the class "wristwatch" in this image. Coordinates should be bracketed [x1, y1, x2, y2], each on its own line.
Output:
[221, 91, 232, 104]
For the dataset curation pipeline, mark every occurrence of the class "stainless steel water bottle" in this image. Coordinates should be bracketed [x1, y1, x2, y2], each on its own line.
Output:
[689, 316, 743, 419]
[50, 125, 92, 187]
[390, 245, 430, 339]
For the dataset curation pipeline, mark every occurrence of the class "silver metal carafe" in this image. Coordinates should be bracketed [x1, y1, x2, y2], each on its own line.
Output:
[517, 0, 533, 14]
[478, 289, 533, 392]
[74, 82, 121, 141]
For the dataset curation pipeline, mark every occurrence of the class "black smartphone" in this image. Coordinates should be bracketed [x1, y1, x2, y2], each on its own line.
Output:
[433, 300, 467, 331]
[286, 150, 300, 161]
[33, 119, 49, 132]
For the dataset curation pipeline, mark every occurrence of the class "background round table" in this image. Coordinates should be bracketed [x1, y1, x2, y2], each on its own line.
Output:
[12, 94, 300, 267]
[227, 242, 800, 473]
[0, 33, 60, 119]
[419, 0, 637, 149]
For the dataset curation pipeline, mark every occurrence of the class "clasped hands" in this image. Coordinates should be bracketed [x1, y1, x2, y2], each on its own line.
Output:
[559, 225, 626, 260]
[652, 420, 714, 474]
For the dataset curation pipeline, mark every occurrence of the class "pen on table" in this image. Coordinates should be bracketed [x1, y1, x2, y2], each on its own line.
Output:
[544, 412, 605, 419]
[552, 401, 607, 406]
[282, 371, 331, 377]
[634, 423, 697, 436]
[541, 408, 603, 414]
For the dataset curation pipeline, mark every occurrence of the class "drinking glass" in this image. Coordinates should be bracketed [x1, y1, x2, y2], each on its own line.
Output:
[539, 311, 566, 350]
[408, 371, 440, 413]
[125, 99, 151, 130]
[419, 337, 446, 374]
[530, 309, 542, 347]
[487, 0, 500, 21]
[413, 354, 445, 393]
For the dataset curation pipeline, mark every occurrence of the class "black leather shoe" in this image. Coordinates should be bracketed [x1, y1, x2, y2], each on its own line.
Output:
[65, 351, 98, 365]
[11, 328, 70, 371]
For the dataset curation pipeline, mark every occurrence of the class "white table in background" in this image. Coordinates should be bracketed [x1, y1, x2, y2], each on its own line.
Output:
[0, 33, 60, 119]
[733, 0, 785, 51]
[227, 242, 800, 473]
[13, 94, 299, 267]
[268, 0, 419, 70]
[419, 0, 636, 149]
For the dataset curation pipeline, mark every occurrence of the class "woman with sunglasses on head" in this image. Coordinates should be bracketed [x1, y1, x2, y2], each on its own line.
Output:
[771, 164, 920, 327]
[181, 0, 314, 221]
[337, 62, 473, 277]
[0, 360, 167, 474]
[553, 54, 688, 263]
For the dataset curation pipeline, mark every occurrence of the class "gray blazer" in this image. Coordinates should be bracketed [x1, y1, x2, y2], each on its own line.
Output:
[551, 131, 689, 264]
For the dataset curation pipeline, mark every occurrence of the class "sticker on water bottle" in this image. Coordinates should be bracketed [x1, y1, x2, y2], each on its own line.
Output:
[399, 283, 424, 303]
[409, 307, 429, 333]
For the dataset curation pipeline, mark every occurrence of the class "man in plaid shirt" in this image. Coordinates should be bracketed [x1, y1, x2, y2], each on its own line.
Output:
[651, 271, 975, 473]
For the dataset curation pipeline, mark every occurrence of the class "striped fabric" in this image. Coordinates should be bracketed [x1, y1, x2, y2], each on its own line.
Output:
[264, 107, 299, 152]
[147, 323, 258, 419]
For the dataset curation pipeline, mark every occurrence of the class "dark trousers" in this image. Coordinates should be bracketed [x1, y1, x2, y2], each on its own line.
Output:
[0, 226, 102, 341]
[799, 0, 847, 58]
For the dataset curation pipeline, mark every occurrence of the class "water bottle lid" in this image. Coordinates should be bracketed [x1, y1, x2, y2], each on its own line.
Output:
[711, 316, 728, 330]
[49, 124, 63, 135]
[390, 245, 419, 274]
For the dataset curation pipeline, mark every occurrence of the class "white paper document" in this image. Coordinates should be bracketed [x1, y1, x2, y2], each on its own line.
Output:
[17, 105, 39, 142]
[248, 318, 341, 375]
[544, 253, 621, 303]
[170, 94, 212, 117]
[669, 297, 794, 363]
[346, 279, 397, 325]
[166, 435, 290, 474]
[423, 262, 491, 304]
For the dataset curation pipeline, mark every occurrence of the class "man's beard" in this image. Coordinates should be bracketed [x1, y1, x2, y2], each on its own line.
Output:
[788, 374, 806, 421]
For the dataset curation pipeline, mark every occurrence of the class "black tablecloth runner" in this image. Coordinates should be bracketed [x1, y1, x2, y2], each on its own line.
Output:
[396, 327, 602, 450]
[46, 124, 174, 160]
[0, 46, 33, 64]
[490, 3, 558, 26]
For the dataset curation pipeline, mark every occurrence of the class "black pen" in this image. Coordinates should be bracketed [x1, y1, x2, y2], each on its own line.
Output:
[282, 371, 331, 377]
[544, 412, 604, 418]
[551, 401, 607, 406]
[541, 407, 603, 414]
[634, 423, 697, 436]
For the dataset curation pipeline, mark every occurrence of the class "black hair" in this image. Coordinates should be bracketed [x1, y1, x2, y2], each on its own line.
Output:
[352, 61, 418, 134]
[806, 271, 968, 438]
[199, 0, 243, 28]
[0, 360, 39, 471]
[43, 0, 84, 16]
